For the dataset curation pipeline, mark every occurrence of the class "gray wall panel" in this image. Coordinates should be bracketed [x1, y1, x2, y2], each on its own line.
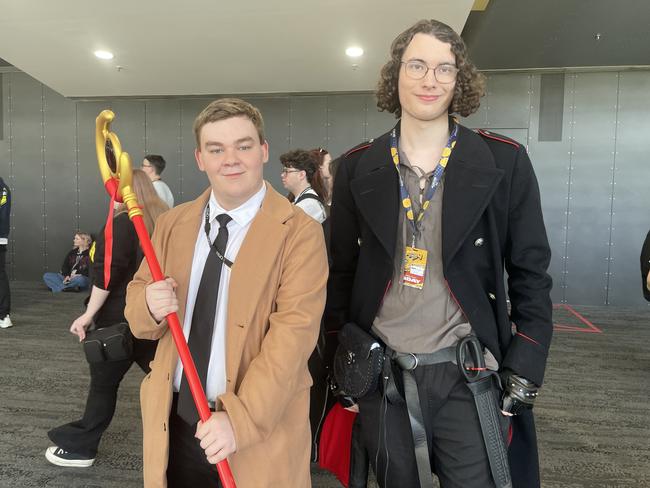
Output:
[364, 94, 396, 143]
[110, 100, 145, 167]
[3, 69, 650, 304]
[247, 97, 290, 193]
[485, 74, 531, 129]
[43, 86, 77, 272]
[77, 101, 111, 240]
[607, 72, 650, 305]
[145, 100, 181, 205]
[180, 98, 212, 202]
[563, 73, 618, 304]
[327, 94, 367, 161]
[11, 73, 44, 278]
[527, 75, 573, 304]
[289, 97, 327, 150]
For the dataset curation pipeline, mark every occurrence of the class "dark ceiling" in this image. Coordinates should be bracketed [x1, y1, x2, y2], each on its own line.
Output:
[462, 0, 650, 70]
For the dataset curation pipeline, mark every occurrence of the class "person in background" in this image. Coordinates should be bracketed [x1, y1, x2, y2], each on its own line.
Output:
[43, 233, 93, 292]
[0, 177, 11, 329]
[142, 154, 174, 208]
[45, 170, 167, 468]
[311, 147, 333, 204]
[280, 149, 328, 224]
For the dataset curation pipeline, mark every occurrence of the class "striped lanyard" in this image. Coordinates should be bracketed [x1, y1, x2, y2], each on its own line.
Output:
[390, 122, 459, 246]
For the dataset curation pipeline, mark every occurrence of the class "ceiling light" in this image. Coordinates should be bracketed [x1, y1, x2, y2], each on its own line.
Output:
[346, 47, 364, 58]
[94, 50, 114, 60]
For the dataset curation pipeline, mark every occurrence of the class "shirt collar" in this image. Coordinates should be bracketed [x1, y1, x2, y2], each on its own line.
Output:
[208, 182, 266, 228]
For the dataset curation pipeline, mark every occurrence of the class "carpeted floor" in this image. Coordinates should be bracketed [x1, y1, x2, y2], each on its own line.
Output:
[0, 282, 648, 487]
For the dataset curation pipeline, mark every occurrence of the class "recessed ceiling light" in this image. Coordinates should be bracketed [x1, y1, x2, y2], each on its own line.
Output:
[346, 47, 364, 58]
[94, 50, 114, 60]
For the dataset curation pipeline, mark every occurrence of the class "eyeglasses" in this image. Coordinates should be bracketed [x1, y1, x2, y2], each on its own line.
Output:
[280, 168, 302, 176]
[401, 60, 458, 83]
[142, 163, 152, 168]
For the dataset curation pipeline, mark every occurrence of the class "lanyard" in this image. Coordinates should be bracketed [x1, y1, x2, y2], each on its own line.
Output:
[390, 122, 458, 246]
[204, 205, 233, 268]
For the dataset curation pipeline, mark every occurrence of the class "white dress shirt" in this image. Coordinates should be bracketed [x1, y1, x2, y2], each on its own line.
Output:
[294, 187, 326, 224]
[172, 183, 266, 402]
[153, 180, 174, 208]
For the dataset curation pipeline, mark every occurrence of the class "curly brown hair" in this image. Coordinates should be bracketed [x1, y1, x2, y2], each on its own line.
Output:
[280, 149, 328, 203]
[376, 19, 485, 118]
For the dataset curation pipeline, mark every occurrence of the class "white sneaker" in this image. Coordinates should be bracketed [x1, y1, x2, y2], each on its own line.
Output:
[45, 446, 95, 467]
[0, 315, 12, 328]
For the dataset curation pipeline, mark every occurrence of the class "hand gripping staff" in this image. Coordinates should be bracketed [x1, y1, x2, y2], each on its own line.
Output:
[95, 110, 237, 488]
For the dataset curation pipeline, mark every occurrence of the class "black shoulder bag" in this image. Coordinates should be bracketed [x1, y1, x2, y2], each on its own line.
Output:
[333, 322, 385, 398]
[83, 322, 133, 363]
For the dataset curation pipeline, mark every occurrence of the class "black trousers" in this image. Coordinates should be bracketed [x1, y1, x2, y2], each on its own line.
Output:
[0, 245, 10, 318]
[167, 394, 222, 488]
[357, 361, 506, 488]
[48, 337, 157, 457]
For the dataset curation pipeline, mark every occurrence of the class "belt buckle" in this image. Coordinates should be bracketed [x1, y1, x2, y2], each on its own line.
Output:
[405, 353, 419, 370]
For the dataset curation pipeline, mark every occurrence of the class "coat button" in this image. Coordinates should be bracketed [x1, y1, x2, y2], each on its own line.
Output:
[474, 238, 484, 247]
[488, 292, 496, 300]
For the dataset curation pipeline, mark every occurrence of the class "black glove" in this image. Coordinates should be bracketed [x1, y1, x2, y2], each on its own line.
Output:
[500, 369, 539, 415]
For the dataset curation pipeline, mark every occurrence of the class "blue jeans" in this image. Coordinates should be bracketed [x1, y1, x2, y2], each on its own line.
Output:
[43, 272, 90, 293]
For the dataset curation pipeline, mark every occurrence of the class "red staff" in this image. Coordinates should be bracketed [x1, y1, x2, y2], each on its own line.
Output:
[95, 110, 237, 488]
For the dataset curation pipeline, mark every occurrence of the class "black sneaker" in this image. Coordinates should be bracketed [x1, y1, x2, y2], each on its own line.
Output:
[45, 446, 95, 467]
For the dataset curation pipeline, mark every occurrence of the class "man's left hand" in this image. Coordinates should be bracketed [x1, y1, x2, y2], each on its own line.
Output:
[195, 411, 237, 465]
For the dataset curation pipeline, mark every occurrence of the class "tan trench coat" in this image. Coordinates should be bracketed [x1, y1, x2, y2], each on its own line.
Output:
[125, 183, 327, 488]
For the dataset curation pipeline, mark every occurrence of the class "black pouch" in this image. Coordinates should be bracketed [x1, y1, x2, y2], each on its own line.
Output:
[83, 322, 133, 363]
[333, 322, 385, 398]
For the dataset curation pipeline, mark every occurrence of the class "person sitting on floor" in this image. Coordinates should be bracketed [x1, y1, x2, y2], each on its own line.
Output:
[43, 233, 93, 293]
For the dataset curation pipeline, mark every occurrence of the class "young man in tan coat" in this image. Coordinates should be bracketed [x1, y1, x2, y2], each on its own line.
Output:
[125, 98, 327, 487]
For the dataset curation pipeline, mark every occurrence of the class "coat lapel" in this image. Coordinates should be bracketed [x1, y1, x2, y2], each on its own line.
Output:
[166, 189, 211, 327]
[350, 130, 399, 260]
[225, 183, 293, 387]
[442, 126, 505, 268]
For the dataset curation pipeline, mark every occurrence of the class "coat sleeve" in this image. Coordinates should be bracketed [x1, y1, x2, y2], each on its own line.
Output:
[322, 155, 363, 373]
[218, 217, 328, 452]
[641, 231, 650, 301]
[125, 214, 168, 340]
[61, 250, 73, 276]
[502, 146, 554, 386]
[324, 155, 360, 334]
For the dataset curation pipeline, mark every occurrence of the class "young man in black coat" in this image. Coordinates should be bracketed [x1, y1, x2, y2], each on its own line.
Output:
[325, 19, 553, 488]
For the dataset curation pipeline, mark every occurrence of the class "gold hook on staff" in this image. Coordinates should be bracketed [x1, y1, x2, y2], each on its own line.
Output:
[95, 110, 143, 219]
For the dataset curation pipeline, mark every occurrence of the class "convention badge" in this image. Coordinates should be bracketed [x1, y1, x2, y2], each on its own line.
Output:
[402, 246, 428, 289]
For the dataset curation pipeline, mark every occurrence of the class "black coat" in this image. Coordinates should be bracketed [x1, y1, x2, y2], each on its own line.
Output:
[325, 123, 553, 487]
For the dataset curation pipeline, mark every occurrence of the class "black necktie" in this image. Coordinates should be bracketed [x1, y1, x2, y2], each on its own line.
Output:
[177, 213, 232, 424]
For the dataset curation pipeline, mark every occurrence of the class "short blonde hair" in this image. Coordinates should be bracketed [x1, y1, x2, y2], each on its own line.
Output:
[193, 98, 265, 148]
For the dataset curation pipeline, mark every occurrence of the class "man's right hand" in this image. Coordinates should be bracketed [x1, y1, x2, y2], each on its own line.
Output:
[145, 277, 179, 323]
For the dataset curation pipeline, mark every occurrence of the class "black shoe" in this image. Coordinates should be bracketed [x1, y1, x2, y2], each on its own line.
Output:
[45, 446, 95, 467]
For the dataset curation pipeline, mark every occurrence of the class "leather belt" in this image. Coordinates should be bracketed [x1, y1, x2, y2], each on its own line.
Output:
[387, 346, 456, 488]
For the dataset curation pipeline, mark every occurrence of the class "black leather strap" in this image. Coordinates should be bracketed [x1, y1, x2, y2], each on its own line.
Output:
[466, 375, 512, 488]
[386, 346, 457, 488]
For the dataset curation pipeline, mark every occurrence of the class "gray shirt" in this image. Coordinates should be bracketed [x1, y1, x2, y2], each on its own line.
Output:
[372, 146, 497, 369]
